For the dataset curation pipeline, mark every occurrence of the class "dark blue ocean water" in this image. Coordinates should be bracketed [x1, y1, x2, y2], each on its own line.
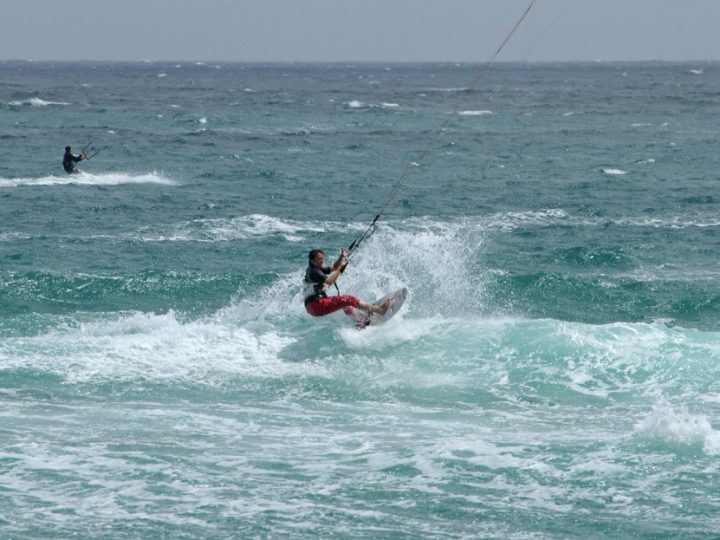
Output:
[3, 61, 720, 538]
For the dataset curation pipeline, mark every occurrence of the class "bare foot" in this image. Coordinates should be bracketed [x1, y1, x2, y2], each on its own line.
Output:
[377, 299, 391, 315]
[356, 317, 372, 329]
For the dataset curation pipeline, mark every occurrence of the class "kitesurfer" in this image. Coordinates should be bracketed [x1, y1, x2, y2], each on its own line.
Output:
[303, 248, 388, 318]
[63, 145, 83, 174]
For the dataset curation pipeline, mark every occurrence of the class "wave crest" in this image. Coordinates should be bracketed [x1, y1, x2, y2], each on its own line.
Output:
[0, 172, 175, 187]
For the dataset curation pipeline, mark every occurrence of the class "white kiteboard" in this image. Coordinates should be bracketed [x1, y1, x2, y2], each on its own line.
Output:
[347, 287, 408, 328]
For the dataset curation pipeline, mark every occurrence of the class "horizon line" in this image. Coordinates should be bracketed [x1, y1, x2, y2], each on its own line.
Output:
[1, 58, 718, 65]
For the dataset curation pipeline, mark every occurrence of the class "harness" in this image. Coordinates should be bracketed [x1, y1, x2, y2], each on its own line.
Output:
[302, 263, 345, 305]
[63, 152, 79, 173]
[302, 266, 328, 306]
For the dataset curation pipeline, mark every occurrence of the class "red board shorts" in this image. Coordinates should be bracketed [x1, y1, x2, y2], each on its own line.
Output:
[305, 295, 360, 317]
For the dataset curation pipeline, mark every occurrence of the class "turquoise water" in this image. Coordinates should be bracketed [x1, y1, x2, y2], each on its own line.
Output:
[3, 61, 720, 538]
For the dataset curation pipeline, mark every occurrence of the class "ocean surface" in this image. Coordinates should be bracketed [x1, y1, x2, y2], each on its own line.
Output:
[2, 60, 720, 538]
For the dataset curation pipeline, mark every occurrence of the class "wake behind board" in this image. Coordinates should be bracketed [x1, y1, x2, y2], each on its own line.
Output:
[348, 287, 407, 329]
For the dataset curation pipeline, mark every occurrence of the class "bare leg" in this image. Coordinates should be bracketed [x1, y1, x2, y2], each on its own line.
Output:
[357, 299, 390, 315]
[343, 306, 366, 324]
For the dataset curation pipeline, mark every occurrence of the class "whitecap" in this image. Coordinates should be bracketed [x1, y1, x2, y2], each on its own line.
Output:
[339, 315, 440, 351]
[614, 215, 720, 229]
[432, 87, 469, 93]
[478, 209, 576, 231]
[0, 172, 176, 188]
[154, 214, 327, 243]
[346, 100, 364, 108]
[0, 309, 306, 385]
[0, 232, 31, 241]
[636, 402, 720, 455]
[602, 168, 627, 176]
[458, 110, 493, 116]
[8, 97, 69, 107]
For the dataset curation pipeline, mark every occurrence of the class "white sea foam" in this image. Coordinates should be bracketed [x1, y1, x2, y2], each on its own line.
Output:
[429, 87, 469, 93]
[150, 214, 328, 243]
[6, 268, 720, 528]
[331, 220, 487, 318]
[7, 97, 69, 107]
[636, 402, 720, 455]
[602, 168, 627, 176]
[86, 214, 347, 243]
[0, 232, 31, 241]
[614, 215, 720, 229]
[0, 172, 176, 187]
[153, 210, 586, 243]
[344, 100, 399, 110]
[338, 314, 439, 350]
[0, 309, 311, 384]
[476, 208, 580, 231]
[458, 110, 493, 116]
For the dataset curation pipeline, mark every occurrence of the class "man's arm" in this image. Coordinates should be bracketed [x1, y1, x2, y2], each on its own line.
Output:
[324, 250, 349, 284]
[330, 250, 347, 271]
[322, 266, 342, 286]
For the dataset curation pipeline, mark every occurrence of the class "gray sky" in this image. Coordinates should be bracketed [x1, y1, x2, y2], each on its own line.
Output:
[3, 0, 720, 63]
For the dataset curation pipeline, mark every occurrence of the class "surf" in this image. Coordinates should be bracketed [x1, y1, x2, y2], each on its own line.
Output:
[0, 172, 176, 187]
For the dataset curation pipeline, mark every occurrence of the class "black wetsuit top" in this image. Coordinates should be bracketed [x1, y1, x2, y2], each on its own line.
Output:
[63, 150, 82, 173]
[304, 265, 330, 305]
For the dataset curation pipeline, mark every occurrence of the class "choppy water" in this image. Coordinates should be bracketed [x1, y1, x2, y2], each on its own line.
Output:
[3, 61, 720, 538]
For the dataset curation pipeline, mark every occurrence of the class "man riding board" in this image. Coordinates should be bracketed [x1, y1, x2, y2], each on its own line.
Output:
[303, 248, 388, 318]
[63, 145, 84, 174]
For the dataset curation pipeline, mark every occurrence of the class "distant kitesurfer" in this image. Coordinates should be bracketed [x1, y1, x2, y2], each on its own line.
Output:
[63, 145, 84, 174]
[303, 248, 388, 318]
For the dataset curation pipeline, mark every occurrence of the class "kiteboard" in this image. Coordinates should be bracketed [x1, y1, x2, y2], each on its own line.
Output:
[348, 287, 407, 329]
